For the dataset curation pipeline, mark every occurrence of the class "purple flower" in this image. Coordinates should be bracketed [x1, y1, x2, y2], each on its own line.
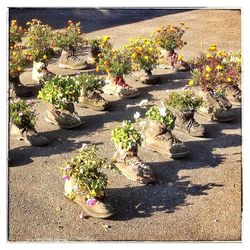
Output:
[65, 165, 70, 171]
[85, 198, 97, 207]
[63, 175, 70, 181]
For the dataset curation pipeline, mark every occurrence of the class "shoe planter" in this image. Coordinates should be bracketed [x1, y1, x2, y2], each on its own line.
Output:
[10, 123, 49, 146]
[32, 61, 56, 83]
[225, 84, 241, 106]
[59, 49, 88, 70]
[102, 75, 140, 99]
[78, 89, 109, 111]
[9, 75, 33, 98]
[45, 103, 83, 129]
[173, 110, 206, 137]
[64, 178, 114, 219]
[142, 119, 189, 159]
[112, 148, 156, 184]
[197, 90, 236, 122]
[138, 70, 160, 85]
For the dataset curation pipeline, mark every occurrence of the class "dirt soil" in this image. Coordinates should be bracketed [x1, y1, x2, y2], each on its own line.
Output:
[8, 8, 241, 241]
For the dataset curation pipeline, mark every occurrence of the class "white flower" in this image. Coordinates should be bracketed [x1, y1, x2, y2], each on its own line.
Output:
[159, 106, 167, 117]
[73, 185, 79, 191]
[139, 99, 149, 108]
[122, 121, 127, 127]
[81, 143, 90, 150]
[133, 111, 141, 120]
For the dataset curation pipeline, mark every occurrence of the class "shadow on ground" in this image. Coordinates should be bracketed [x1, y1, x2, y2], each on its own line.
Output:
[9, 8, 193, 33]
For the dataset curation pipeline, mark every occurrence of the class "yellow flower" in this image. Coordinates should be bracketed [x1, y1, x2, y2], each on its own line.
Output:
[205, 65, 212, 72]
[177, 54, 183, 61]
[208, 44, 217, 51]
[129, 38, 134, 42]
[185, 25, 189, 29]
[216, 64, 223, 70]
[17, 66, 22, 71]
[26, 22, 31, 25]
[144, 55, 149, 61]
[149, 47, 153, 51]
[43, 55, 47, 60]
[12, 51, 16, 56]
[237, 58, 241, 63]
[206, 53, 212, 58]
[205, 73, 210, 78]
[102, 35, 110, 42]
[96, 66, 99, 72]
[132, 53, 137, 59]
[189, 80, 194, 86]
[227, 77, 232, 82]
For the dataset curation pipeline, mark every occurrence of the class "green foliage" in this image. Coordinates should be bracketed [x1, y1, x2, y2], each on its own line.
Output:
[76, 73, 105, 92]
[52, 21, 84, 50]
[111, 120, 142, 151]
[9, 98, 37, 130]
[145, 105, 175, 131]
[165, 89, 204, 112]
[9, 19, 25, 46]
[61, 145, 109, 199]
[37, 75, 81, 109]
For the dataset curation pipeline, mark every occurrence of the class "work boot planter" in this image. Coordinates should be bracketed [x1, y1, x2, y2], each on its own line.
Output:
[38, 75, 82, 129]
[97, 45, 140, 98]
[164, 89, 206, 137]
[61, 144, 114, 219]
[152, 23, 190, 71]
[124, 36, 161, 84]
[143, 105, 189, 159]
[189, 44, 241, 107]
[9, 98, 49, 146]
[111, 120, 156, 184]
[76, 73, 109, 111]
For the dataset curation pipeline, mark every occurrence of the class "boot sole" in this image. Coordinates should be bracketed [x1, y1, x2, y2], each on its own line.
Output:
[66, 196, 114, 219]
[174, 126, 206, 137]
[45, 114, 84, 129]
[58, 63, 88, 70]
[197, 111, 236, 122]
[142, 142, 189, 159]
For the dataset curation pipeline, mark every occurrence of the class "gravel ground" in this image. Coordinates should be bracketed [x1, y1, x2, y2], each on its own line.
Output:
[8, 8, 241, 241]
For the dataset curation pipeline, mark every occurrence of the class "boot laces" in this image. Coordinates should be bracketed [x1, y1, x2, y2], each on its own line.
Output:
[128, 159, 151, 172]
[185, 118, 200, 130]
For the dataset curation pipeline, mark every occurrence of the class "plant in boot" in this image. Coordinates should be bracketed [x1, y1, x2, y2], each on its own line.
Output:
[123, 36, 161, 84]
[87, 36, 112, 64]
[111, 120, 156, 184]
[164, 89, 206, 137]
[97, 47, 140, 99]
[61, 144, 114, 218]
[54, 20, 87, 70]
[9, 98, 49, 146]
[76, 73, 109, 111]
[143, 105, 189, 158]
[151, 23, 189, 71]
[9, 44, 33, 97]
[38, 75, 82, 129]
[9, 19, 26, 46]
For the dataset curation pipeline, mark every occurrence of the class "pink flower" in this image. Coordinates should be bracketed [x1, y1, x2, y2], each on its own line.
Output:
[63, 175, 70, 181]
[85, 198, 97, 207]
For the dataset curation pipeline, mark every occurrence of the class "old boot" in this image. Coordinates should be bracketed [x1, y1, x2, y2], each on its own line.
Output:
[197, 90, 236, 122]
[174, 110, 206, 137]
[45, 103, 82, 129]
[102, 76, 140, 99]
[64, 178, 114, 219]
[78, 88, 109, 111]
[9, 76, 33, 98]
[142, 119, 189, 159]
[224, 84, 241, 106]
[59, 49, 88, 70]
[112, 148, 156, 184]
[10, 123, 49, 146]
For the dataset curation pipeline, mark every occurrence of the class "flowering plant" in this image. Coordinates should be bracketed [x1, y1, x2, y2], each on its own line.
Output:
[9, 19, 25, 46]
[145, 105, 175, 131]
[76, 73, 105, 93]
[52, 20, 84, 50]
[152, 23, 188, 51]
[23, 19, 52, 62]
[97, 48, 133, 77]
[9, 45, 28, 77]
[111, 120, 142, 151]
[9, 98, 37, 130]
[165, 89, 204, 112]
[88, 36, 112, 59]
[222, 50, 241, 73]
[61, 144, 109, 200]
[190, 44, 241, 90]
[123, 37, 160, 72]
[38, 75, 81, 109]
